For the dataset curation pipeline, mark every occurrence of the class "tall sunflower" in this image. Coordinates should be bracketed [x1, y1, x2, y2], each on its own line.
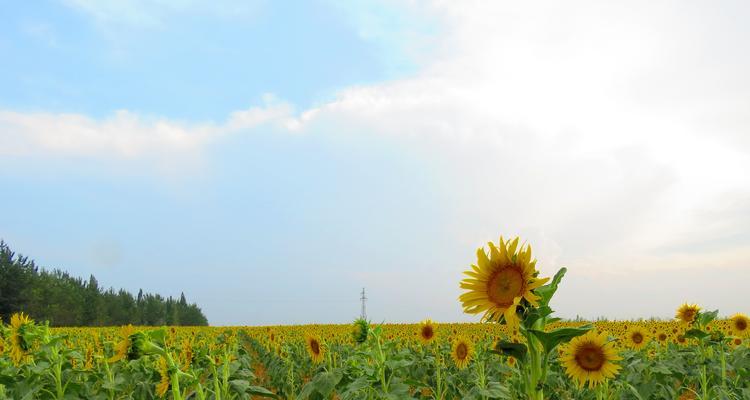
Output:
[561, 330, 622, 388]
[675, 303, 701, 325]
[305, 334, 325, 364]
[459, 237, 549, 329]
[729, 313, 749, 337]
[450, 336, 474, 369]
[624, 326, 649, 350]
[418, 319, 437, 344]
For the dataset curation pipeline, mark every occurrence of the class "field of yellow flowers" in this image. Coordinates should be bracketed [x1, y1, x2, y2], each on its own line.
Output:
[1, 237, 748, 399]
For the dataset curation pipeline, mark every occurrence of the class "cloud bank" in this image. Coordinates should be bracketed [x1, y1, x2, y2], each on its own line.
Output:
[3, 1, 749, 320]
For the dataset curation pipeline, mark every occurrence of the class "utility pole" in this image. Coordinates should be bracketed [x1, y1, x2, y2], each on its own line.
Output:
[360, 288, 367, 320]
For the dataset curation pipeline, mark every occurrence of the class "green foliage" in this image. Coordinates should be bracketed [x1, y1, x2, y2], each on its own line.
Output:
[351, 318, 370, 344]
[0, 240, 208, 326]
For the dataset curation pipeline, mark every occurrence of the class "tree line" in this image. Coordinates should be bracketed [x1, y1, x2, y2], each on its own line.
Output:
[0, 241, 208, 326]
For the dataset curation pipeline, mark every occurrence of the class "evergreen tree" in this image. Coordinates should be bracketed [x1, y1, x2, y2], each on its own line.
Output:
[0, 241, 208, 326]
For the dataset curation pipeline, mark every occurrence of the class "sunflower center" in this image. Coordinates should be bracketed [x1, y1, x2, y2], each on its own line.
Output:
[681, 309, 697, 322]
[456, 343, 468, 360]
[658, 333, 667, 341]
[310, 339, 320, 355]
[421, 326, 434, 340]
[631, 332, 643, 344]
[735, 318, 748, 331]
[574, 344, 605, 372]
[487, 266, 524, 306]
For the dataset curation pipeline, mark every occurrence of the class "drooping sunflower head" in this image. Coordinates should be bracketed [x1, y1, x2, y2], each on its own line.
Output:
[108, 325, 135, 363]
[459, 237, 550, 329]
[352, 318, 370, 344]
[305, 334, 325, 364]
[180, 338, 194, 370]
[9, 312, 33, 365]
[675, 303, 701, 325]
[561, 330, 622, 389]
[418, 319, 437, 344]
[155, 356, 170, 398]
[450, 336, 474, 369]
[730, 313, 749, 336]
[624, 326, 649, 350]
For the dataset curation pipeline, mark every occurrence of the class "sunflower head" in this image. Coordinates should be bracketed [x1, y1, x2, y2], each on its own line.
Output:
[155, 356, 170, 397]
[730, 313, 749, 336]
[676, 303, 701, 325]
[729, 337, 744, 349]
[450, 336, 474, 369]
[108, 325, 134, 363]
[418, 319, 437, 344]
[8, 312, 34, 365]
[624, 326, 649, 350]
[180, 338, 194, 370]
[305, 334, 325, 364]
[459, 237, 550, 329]
[561, 330, 622, 389]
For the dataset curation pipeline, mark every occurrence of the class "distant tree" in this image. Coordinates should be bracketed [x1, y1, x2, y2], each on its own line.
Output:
[82, 275, 101, 325]
[0, 241, 208, 326]
[0, 241, 35, 321]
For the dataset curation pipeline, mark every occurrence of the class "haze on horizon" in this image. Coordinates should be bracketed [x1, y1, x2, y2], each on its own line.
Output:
[1, 1, 749, 326]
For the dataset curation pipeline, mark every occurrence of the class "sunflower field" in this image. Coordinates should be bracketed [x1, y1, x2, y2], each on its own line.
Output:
[0, 237, 748, 399]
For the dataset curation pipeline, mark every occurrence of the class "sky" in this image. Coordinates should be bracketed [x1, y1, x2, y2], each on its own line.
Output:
[1, 0, 749, 326]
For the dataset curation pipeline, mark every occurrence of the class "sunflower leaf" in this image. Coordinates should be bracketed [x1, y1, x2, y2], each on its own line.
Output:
[490, 341, 527, 361]
[698, 309, 719, 327]
[535, 267, 567, 307]
[528, 325, 592, 355]
[684, 329, 710, 340]
[523, 306, 553, 329]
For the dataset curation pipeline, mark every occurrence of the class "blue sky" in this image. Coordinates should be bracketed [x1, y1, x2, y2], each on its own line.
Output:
[0, 0, 424, 119]
[1, 1, 749, 325]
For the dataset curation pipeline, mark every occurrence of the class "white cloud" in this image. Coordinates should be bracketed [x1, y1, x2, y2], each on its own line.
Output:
[283, 0, 750, 290]
[0, 99, 293, 161]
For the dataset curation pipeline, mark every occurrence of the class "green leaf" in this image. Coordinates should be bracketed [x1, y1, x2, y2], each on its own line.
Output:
[528, 325, 592, 355]
[490, 341, 527, 361]
[247, 385, 279, 398]
[523, 306, 553, 329]
[534, 267, 566, 307]
[684, 329, 709, 340]
[310, 370, 343, 397]
[477, 382, 511, 399]
[698, 309, 719, 327]
[625, 383, 645, 400]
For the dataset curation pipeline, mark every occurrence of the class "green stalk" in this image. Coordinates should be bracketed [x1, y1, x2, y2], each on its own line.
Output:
[170, 371, 183, 400]
[103, 361, 115, 400]
[719, 341, 727, 389]
[221, 352, 231, 398]
[374, 333, 389, 393]
[476, 359, 487, 400]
